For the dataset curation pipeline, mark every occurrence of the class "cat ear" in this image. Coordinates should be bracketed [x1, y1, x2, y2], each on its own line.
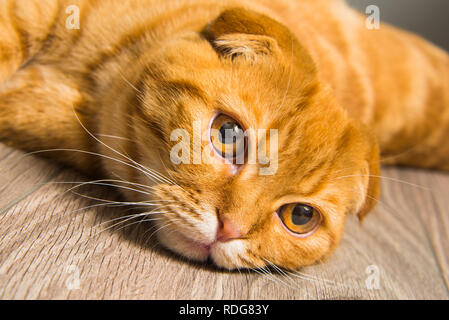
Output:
[201, 8, 308, 62]
[357, 130, 381, 221]
[207, 33, 279, 61]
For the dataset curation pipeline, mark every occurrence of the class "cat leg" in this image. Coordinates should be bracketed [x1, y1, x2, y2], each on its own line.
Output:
[382, 121, 449, 172]
[0, 1, 24, 83]
[0, 0, 59, 83]
[0, 64, 100, 175]
[0, 1, 99, 173]
[379, 50, 449, 172]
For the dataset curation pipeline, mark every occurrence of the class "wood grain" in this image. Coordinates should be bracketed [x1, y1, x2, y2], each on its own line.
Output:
[0, 143, 448, 299]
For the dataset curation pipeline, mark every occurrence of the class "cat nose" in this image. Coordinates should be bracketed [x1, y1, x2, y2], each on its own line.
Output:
[216, 217, 241, 242]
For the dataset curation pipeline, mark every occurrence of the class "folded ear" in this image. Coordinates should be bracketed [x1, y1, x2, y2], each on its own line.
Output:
[207, 33, 279, 62]
[201, 7, 314, 68]
[357, 130, 381, 221]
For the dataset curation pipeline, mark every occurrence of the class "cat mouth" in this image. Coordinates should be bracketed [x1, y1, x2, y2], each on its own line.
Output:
[157, 226, 215, 261]
[179, 232, 214, 256]
[155, 219, 247, 269]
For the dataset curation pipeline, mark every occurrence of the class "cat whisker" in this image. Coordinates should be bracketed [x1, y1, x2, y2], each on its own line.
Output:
[4, 177, 159, 217]
[263, 258, 355, 291]
[250, 266, 280, 286]
[144, 219, 180, 246]
[332, 174, 432, 191]
[56, 196, 178, 228]
[117, 203, 184, 214]
[260, 262, 302, 290]
[263, 259, 295, 281]
[156, 147, 177, 183]
[59, 180, 156, 197]
[56, 214, 165, 251]
[25, 147, 170, 186]
[84, 110, 187, 195]
[285, 269, 341, 287]
[97, 215, 166, 235]
[258, 266, 302, 291]
[109, 171, 163, 194]
[118, 68, 143, 94]
[379, 143, 428, 163]
[51, 179, 156, 193]
[95, 210, 165, 229]
[263, 259, 322, 291]
[237, 255, 292, 289]
[70, 202, 146, 214]
[82, 200, 167, 211]
[69, 190, 172, 207]
[95, 133, 134, 142]
[71, 201, 176, 218]
[71, 105, 177, 187]
[93, 209, 171, 235]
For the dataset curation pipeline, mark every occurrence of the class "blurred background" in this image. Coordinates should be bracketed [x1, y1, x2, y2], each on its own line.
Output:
[347, 0, 449, 51]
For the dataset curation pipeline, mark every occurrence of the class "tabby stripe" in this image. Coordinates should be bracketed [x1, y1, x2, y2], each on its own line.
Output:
[37, 1, 62, 54]
[132, 76, 207, 146]
[8, 1, 27, 61]
[81, 2, 216, 81]
[169, 211, 197, 230]
[164, 80, 208, 103]
[181, 201, 202, 220]
[300, 124, 355, 197]
[299, 159, 331, 197]
[124, 104, 142, 188]
[62, 0, 101, 53]
[246, 211, 272, 236]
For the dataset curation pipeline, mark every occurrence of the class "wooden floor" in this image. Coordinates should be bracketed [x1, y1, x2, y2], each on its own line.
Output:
[0, 143, 448, 300]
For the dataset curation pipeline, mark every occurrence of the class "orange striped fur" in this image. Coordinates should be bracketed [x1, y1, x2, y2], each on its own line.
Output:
[0, 0, 447, 270]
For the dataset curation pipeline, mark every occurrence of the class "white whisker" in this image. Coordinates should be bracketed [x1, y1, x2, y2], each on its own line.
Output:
[70, 190, 172, 206]
[95, 133, 133, 142]
[25, 147, 168, 185]
[333, 174, 432, 191]
[62, 180, 155, 196]
[118, 69, 143, 94]
[71, 104, 176, 186]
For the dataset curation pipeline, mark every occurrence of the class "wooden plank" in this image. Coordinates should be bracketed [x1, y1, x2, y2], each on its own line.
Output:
[0, 143, 448, 299]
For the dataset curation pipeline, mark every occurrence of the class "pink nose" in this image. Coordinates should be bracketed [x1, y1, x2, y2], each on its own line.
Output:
[216, 218, 241, 242]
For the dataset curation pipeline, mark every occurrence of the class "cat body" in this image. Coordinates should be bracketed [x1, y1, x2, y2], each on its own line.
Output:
[0, 0, 448, 269]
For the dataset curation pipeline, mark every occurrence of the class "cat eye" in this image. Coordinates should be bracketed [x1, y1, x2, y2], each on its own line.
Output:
[277, 203, 322, 236]
[209, 113, 246, 163]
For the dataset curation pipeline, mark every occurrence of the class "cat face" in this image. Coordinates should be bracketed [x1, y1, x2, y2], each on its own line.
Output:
[128, 8, 380, 270]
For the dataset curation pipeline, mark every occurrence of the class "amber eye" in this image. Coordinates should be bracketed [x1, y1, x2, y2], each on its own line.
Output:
[209, 113, 246, 163]
[278, 203, 322, 235]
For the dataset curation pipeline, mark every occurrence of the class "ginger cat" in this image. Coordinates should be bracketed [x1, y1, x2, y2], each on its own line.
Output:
[0, 0, 448, 270]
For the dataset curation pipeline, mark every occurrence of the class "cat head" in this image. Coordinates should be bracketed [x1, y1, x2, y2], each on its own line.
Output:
[119, 8, 380, 270]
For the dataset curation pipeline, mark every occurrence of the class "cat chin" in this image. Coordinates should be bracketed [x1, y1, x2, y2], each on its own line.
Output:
[209, 241, 248, 270]
[156, 225, 248, 270]
[156, 226, 211, 262]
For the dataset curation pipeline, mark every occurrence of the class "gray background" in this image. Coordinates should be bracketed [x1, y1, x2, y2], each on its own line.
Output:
[347, 0, 449, 51]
